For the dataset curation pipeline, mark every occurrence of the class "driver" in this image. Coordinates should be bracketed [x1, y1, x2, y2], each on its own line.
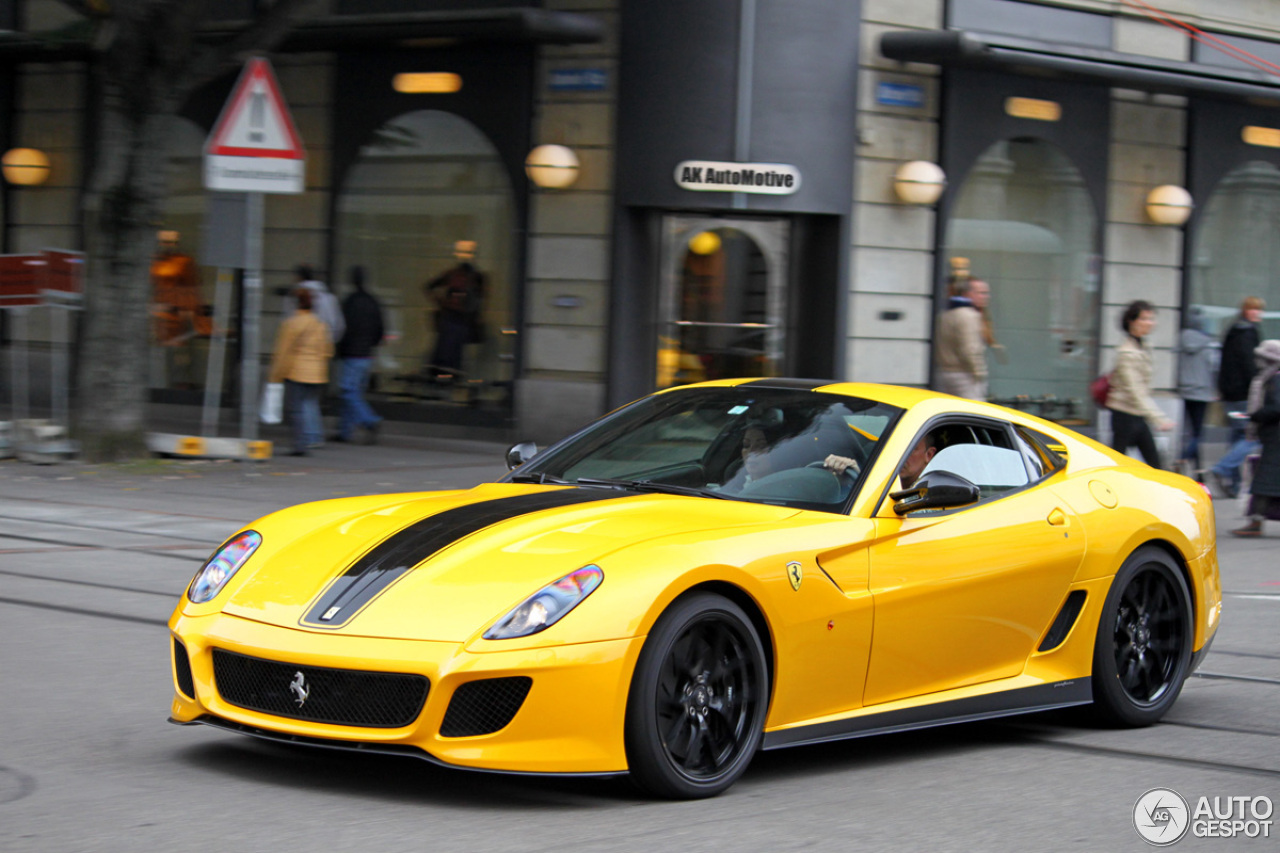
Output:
[721, 424, 783, 492]
[723, 422, 865, 493]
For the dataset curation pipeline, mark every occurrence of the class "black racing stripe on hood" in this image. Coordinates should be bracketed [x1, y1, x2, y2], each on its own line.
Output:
[300, 488, 626, 629]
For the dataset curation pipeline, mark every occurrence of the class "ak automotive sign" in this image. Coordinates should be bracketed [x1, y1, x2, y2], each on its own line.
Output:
[675, 160, 801, 195]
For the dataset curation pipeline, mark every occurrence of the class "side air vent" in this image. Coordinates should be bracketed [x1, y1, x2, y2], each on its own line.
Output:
[1038, 590, 1088, 652]
[173, 637, 196, 700]
[439, 677, 533, 738]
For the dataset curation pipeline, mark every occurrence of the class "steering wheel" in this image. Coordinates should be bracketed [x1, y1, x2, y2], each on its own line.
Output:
[806, 459, 859, 478]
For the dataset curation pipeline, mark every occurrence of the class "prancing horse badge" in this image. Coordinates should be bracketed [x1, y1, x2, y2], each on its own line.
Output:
[786, 561, 803, 591]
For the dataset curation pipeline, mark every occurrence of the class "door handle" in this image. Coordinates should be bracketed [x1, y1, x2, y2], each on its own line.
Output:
[1047, 508, 1068, 527]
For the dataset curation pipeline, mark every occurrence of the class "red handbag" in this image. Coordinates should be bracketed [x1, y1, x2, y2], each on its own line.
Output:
[1090, 373, 1111, 407]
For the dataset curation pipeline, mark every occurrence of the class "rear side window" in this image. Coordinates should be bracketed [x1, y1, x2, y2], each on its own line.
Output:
[1016, 427, 1067, 479]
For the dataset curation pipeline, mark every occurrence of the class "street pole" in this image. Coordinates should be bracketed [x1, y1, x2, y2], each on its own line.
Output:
[239, 191, 263, 441]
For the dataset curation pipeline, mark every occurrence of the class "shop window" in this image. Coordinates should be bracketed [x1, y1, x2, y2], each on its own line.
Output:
[153, 117, 215, 395]
[657, 217, 788, 389]
[942, 138, 1099, 423]
[334, 109, 515, 408]
[1189, 160, 1280, 339]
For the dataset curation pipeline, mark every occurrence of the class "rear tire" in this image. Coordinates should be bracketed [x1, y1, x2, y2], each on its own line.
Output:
[1091, 546, 1193, 726]
[624, 593, 768, 799]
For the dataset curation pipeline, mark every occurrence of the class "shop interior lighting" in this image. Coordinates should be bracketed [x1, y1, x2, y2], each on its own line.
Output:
[392, 73, 463, 94]
[1004, 97, 1062, 122]
[1243, 125, 1280, 148]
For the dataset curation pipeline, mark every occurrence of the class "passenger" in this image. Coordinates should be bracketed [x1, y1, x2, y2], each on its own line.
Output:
[897, 432, 939, 490]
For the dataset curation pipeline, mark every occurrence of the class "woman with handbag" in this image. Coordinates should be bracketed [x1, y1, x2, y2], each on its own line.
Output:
[269, 287, 334, 457]
[1107, 300, 1173, 468]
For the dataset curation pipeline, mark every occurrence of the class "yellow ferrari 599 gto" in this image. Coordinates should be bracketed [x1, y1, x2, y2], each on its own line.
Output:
[168, 380, 1221, 798]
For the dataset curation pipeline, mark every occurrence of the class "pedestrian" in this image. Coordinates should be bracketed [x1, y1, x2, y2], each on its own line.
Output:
[1107, 300, 1174, 468]
[1176, 305, 1219, 478]
[934, 276, 991, 400]
[1232, 339, 1280, 537]
[1210, 296, 1265, 498]
[332, 266, 385, 445]
[269, 287, 333, 457]
[424, 240, 486, 380]
[286, 264, 345, 346]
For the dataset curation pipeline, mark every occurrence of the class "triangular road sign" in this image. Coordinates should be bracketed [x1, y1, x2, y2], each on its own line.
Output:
[206, 58, 304, 159]
[204, 58, 305, 193]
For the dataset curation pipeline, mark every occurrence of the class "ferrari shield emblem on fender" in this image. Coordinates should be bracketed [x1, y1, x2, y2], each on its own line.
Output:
[786, 561, 803, 591]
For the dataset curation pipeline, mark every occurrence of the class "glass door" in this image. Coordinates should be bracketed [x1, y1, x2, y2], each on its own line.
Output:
[657, 215, 789, 388]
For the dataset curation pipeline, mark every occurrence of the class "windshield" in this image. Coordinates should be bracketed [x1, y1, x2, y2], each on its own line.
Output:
[510, 386, 903, 512]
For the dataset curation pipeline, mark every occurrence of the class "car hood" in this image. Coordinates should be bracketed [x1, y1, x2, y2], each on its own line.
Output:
[221, 483, 797, 642]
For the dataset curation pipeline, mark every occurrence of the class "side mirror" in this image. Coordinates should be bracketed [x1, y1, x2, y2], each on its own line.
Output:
[889, 470, 980, 515]
[506, 441, 538, 470]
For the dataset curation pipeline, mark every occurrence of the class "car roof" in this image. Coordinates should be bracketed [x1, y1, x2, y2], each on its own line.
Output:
[669, 377, 990, 412]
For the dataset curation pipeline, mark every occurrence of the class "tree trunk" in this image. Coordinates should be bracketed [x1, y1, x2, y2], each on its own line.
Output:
[71, 0, 316, 461]
[75, 8, 183, 460]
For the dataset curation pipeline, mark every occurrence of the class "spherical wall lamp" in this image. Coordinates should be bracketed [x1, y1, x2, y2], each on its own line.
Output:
[893, 160, 946, 205]
[1145, 185, 1193, 226]
[2, 148, 51, 186]
[525, 144, 580, 189]
[688, 230, 722, 255]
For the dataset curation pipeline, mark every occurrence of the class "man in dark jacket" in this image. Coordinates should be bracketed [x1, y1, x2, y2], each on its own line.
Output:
[1210, 297, 1265, 497]
[333, 266, 386, 444]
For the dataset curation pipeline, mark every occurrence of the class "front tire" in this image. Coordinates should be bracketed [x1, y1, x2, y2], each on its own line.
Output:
[625, 593, 769, 799]
[1091, 546, 1193, 726]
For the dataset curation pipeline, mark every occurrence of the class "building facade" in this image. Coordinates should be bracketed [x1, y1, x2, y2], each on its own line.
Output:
[3, 0, 1280, 448]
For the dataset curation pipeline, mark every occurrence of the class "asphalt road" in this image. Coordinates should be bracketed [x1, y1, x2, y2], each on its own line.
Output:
[1, 439, 1277, 852]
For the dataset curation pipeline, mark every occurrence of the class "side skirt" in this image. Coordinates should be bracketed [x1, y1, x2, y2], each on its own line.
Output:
[762, 680, 1093, 751]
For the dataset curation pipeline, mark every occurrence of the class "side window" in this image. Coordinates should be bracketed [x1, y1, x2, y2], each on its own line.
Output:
[919, 421, 1030, 501]
[1016, 427, 1067, 480]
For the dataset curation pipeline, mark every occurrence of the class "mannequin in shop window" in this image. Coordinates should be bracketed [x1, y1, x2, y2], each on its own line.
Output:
[935, 258, 993, 401]
[424, 240, 486, 381]
[150, 230, 209, 388]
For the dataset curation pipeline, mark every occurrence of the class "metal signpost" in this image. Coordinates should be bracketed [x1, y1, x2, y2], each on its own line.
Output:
[149, 56, 304, 460]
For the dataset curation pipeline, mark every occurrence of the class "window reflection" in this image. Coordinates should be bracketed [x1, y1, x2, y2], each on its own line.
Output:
[153, 117, 215, 396]
[1189, 160, 1280, 340]
[658, 220, 787, 390]
[943, 139, 1099, 422]
[334, 110, 514, 409]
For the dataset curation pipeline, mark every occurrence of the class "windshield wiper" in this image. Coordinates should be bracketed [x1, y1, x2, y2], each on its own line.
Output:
[509, 472, 573, 485]
[573, 477, 728, 499]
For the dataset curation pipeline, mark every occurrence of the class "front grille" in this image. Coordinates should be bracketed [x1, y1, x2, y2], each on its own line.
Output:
[440, 676, 532, 737]
[173, 637, 196, 699]
[212, 649, 429, 728]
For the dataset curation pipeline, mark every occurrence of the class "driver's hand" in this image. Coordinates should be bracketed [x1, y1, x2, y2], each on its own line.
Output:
[824, 454, 860, 475]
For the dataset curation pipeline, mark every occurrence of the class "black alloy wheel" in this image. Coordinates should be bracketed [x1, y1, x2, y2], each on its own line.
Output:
[625, 592, 768, 799]
[1091, 546, 1193, 726]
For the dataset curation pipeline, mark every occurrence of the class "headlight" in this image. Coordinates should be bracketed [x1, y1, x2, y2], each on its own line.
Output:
[188, 531, 262, 603]
[483, 566, 603, 640]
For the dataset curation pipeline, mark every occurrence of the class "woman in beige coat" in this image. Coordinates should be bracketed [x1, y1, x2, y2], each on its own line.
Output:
[269, 288, 333, 456]
[1106, 299, 1173, 468]
[934, 277, 991, 400]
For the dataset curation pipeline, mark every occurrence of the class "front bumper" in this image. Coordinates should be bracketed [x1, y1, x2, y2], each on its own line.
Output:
[169, 610, 643, 774]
